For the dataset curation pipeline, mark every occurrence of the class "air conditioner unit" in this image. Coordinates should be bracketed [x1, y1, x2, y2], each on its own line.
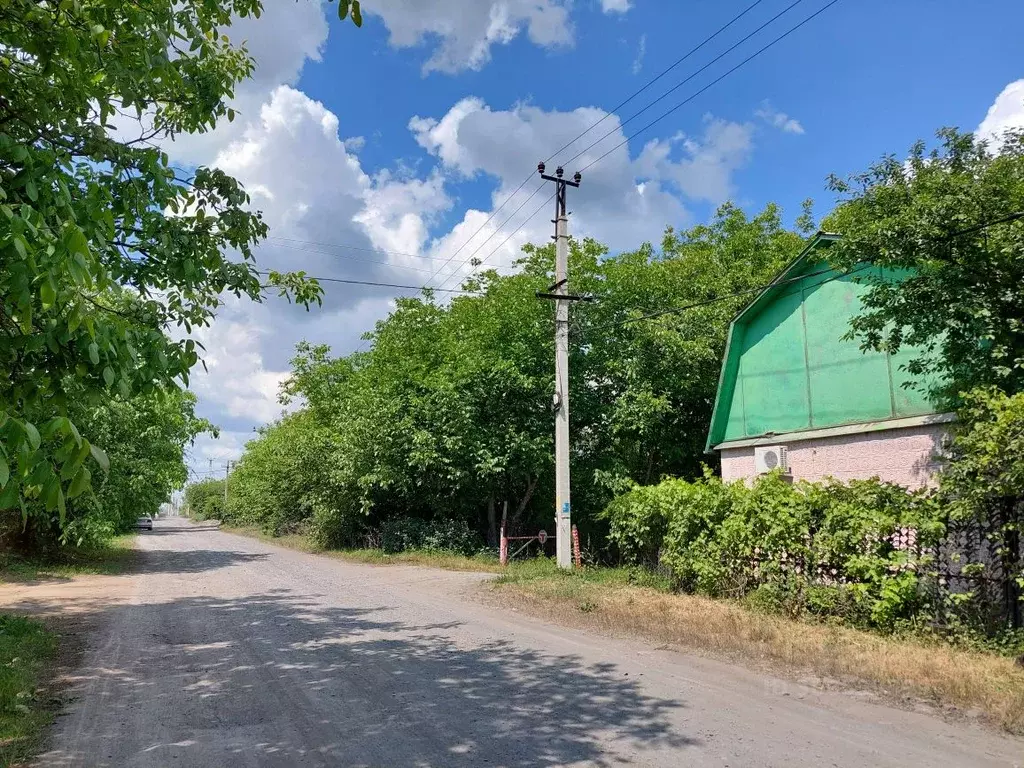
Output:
[754, 445, 789, 475]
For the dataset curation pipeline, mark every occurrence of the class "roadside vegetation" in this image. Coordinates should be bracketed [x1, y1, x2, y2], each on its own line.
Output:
[0, 4, 330, 763]
[0, 535, 136, 583]
[190, 125, 1024, 724]
[493, 562, 1024, 733]
[0, 615, 58, 765]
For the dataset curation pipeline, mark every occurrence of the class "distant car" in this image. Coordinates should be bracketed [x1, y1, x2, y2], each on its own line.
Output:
[135, 516, 153, 531]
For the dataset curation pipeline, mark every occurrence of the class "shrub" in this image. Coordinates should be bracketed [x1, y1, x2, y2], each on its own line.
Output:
[380, 517, 481, 556]
[603, 471, 944, 633]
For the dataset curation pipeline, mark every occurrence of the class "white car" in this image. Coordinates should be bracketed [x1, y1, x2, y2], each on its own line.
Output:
[135, 516, 154, 531]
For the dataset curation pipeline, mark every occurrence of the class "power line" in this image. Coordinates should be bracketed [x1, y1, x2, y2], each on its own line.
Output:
[420, 0, 778, 291]
[544, 0, 769, 165]
[448, 2, 840, 291]
[255, 270, 480, 295]
[582, 263, 872, 334]
[563, 0, 806, 168]
[947, 210, 1024, 238]
[431, 184, 547, 290]
[422, 174, 537, 290]
[574, 0, 842, 174]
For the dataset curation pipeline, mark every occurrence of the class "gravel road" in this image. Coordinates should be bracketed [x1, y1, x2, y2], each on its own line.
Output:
[25, 518, 1024, 767]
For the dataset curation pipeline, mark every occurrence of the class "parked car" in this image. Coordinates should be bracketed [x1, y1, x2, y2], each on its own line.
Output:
[135, 516, 153, 531]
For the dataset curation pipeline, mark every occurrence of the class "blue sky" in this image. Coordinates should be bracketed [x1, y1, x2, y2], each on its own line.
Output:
[169, 0, 1024, 475]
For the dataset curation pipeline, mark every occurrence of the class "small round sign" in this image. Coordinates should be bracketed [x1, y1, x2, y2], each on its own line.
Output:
[537, 530, 548, 544]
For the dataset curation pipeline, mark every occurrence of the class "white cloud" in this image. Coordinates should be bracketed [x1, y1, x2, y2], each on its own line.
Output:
[977, 79, 1024, 149]
[187, 303, 290, 425]
[364, 0, 573, 74]
[189, 430, 252, 474]
[144, 4, 777, 445]
[632, 34, 646, 75]
[601, 0, 633, 13]
[754, 101, 805, 135]
[636, 117, 756, 204]
[407, 98, 766, 288]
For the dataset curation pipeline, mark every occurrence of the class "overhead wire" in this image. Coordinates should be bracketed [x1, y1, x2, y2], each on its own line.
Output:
[579, 210, 1024, 335]
[444, 0, 842, 292]
[544, 0, 769, 165]
[420, 0, 778, 291]
[565, 0, 809, 168]
[573, 0, 843, 174]
[255, 270, 480, 295]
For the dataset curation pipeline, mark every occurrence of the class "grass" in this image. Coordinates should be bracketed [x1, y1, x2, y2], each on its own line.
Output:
[0, 534, 136, 583]
[220, 525, 505, 573]
[493, 561, 1024, 733]
[0, 615, 58, 766]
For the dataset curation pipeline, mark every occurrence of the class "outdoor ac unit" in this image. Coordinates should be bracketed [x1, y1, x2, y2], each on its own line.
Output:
[754, 445, 789, 475]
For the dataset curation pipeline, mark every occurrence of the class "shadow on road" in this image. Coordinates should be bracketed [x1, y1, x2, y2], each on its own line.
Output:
[26, 542, 694, 767]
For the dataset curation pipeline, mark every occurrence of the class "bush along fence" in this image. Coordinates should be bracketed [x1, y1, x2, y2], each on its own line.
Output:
[603, 469, 1023, 643]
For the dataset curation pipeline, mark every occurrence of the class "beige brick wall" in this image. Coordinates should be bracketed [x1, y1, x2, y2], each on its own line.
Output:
[719, 422, 950, 490]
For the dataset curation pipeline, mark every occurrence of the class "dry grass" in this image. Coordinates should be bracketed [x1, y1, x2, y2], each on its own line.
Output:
[220, 525, 503, 573]
[494, 570, 1024, 734]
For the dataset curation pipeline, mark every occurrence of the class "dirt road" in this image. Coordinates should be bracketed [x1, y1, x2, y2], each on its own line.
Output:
[9, 518, 1022, 766]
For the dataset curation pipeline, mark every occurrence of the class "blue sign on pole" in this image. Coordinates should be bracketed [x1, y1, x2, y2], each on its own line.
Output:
[561, 501, 570, 518]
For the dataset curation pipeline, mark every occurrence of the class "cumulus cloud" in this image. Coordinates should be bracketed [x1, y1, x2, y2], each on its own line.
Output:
[601, 0, 633, 13]
[407, 98, 771, 288]
[145, 3, 777, 473]
[977, 79, 1024, 149]
[636, 117, 756, 204]
[365, 0, 573, 74]
[754, 101, 805, 135]
[187, 304, 290, 425]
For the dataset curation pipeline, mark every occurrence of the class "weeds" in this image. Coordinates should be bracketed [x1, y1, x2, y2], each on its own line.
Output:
[0, 535, 136, 583]
[0, 615, 58, 764]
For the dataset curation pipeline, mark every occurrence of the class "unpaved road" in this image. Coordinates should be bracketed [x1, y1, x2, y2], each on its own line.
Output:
[8, 518, 1023, 767]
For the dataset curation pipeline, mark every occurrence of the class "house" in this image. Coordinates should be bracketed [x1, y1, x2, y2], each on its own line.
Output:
[705, 233, 952, 489]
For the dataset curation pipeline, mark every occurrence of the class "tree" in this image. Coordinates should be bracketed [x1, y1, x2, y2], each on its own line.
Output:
[825, 127, 1024, 401]
[235, 204, 803, 551]
[0, 0, 321, 528]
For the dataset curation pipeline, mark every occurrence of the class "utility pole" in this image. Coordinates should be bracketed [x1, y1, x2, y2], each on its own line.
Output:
[536, 162, 582, 570]
[223, 460, 232, 510]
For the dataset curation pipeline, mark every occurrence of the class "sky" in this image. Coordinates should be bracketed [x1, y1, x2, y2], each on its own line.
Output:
[170, 0, 1024, 479]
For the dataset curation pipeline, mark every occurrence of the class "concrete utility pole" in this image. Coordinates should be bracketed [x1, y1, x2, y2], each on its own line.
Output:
[537, 162, 582, 570]
[224, 461, 232, 509]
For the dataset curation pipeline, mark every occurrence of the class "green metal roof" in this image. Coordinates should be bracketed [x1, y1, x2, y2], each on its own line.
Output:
[705, 234, 939, 452]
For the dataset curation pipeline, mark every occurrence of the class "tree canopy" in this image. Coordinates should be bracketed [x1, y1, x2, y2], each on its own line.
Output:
[826, 127, 1024, 401]
[1, 0, 319, 535]
[220, 205, 802, 548]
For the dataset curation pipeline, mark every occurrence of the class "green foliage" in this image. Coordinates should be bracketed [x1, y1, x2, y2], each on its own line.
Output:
[0, 614, 57, 765]
[184, 479, 225, 521]
[0, 0, 320, 536]
[3, 388, 208, 550]
[234, 204, 801, 548]
[939, 387, 1024, 629]
[224, 412, 349, 536]
[605, 473, 943, 632]
[379, 517, 481, 556]
[826, 127, 1024, 400]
